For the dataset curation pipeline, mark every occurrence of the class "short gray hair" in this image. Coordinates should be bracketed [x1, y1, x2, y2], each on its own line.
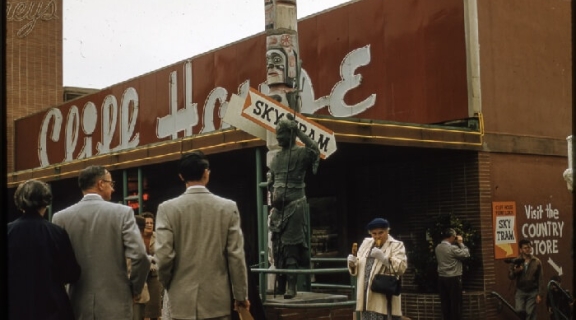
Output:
[14, 179, 52, 213]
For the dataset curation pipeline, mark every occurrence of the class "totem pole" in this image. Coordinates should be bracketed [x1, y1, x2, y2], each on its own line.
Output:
[264, 0, 301, 114]
[265, 0, 320, 300]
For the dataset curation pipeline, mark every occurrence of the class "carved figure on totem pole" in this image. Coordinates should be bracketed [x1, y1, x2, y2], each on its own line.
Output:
[267, 114, 320, 299]
[266, 33, 300, 111]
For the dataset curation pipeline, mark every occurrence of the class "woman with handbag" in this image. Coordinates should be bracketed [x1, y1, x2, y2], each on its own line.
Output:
[348, 218, 408, 320]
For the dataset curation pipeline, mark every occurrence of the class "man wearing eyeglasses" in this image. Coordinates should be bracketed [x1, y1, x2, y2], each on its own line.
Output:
[53, 165, 150, 320]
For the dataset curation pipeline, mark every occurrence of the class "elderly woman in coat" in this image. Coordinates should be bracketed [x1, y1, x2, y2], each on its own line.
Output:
[348, 218, 408, 320]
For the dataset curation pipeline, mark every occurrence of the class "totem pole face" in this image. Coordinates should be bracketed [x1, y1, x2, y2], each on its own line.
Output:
[266, 49, 287, 86]
[266, 33, 298, 89]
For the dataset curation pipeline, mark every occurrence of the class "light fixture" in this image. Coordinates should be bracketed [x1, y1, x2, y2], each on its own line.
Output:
[563, 135, 572, 191]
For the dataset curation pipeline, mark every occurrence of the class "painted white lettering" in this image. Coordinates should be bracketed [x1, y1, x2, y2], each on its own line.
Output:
[65, 106, 80, 162]
[555, 221, 564, 237]
[300, 69, 329, 114]
[36, 46, 377, 167]
[114, 87, 140, 151]
[7, 0, 59, 38]
[38, 91, 139, 166]
[157, 61, 199, 139]
[329, 45, 376, 117]
[77, 102, 97, 159]
[521, 221, 564, 238]
[532, 239, 559, 255]
[96, 95, 118, 155]
[545, 203, 560, 219]
[183, 61, 199, 136]
[220, 80, 250, 130]
[39, 108, 63, 167]
[200, 87, 228, 134]
[547, 257, 563, 276]
[524, 204, 543, 219]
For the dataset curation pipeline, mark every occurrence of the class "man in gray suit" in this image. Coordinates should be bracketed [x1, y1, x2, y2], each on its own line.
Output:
[155, 151, 250, 320]
[53, 165, 150, 319]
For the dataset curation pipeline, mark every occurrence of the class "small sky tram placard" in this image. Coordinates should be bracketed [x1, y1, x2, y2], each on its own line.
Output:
[493, 201, 519, 259]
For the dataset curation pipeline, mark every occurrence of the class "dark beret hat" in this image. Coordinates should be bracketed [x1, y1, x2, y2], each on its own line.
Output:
[366, 218, 390, 230]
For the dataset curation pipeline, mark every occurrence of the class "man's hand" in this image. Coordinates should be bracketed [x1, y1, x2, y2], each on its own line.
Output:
[536, 295, 542, 304]
[234, 299, 251, 311]
[133, 294, 141, 302]
[456, 235, 464, 244]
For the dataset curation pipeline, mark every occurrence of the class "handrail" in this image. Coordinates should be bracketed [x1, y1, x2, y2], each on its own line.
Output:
[263, 300, 357, 308]
[489, 291, 524, 319]
[312, 257, 348, 262]
[251, 267, 349, 274]
[311, 283, 355, 289]
[251, 262, 357, 308]
[547, 280, 574, 320]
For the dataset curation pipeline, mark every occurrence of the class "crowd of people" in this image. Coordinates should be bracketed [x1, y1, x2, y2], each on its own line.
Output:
[7, 149, 574, 320]
[7, 151, 257, 320]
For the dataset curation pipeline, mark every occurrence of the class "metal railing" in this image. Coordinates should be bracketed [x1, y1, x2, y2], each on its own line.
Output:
[490, 291, 525, 319]
[251, 257, 357, 308]
[547, 280, 574, 320]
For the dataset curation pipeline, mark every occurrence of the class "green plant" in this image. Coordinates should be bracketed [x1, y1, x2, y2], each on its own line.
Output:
[409, 213, 480, 293]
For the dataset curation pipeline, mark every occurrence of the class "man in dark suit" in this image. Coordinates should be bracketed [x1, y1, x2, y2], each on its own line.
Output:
[155, 151, 250, 320]
[53, 165, 150, 319]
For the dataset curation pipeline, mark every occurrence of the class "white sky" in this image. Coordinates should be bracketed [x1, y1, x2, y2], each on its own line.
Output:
[63, 0, 351, 89]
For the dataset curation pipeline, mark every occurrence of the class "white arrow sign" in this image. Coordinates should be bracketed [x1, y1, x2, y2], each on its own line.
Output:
[224, 87, 337, 159]
[547, 257, 563, 276]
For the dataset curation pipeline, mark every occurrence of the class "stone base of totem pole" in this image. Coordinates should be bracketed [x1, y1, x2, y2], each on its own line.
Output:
[264, 291, 352, 320]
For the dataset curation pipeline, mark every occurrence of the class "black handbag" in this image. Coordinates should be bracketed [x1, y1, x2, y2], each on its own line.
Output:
[370, 261, 401, 296]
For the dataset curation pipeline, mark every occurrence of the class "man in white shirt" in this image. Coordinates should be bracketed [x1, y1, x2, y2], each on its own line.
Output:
[435, 228, 470, 320]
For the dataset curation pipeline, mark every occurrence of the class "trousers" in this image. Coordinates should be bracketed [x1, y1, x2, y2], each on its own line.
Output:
[438, 275, 463, 320]
[515, 288, 538, 320]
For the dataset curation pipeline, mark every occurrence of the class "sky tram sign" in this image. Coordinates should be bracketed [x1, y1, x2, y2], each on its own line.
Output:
[225, 87, 337, 159]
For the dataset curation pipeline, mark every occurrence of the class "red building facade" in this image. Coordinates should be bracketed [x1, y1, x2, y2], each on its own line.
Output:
[7, 1, 572, 319]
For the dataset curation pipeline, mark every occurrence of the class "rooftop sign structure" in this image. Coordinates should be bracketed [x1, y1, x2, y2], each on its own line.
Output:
[12, 0, 470, 174]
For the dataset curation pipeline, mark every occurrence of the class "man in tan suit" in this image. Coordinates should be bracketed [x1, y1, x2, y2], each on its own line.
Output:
[53, 165, 150, 319]
[155, 151, 250, 320]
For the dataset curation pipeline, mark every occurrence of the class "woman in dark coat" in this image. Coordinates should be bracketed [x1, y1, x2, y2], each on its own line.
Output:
[7, 179, 81, 320]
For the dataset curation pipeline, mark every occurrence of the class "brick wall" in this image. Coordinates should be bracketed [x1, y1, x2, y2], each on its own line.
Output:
[401, 292, 489, 320]
[6, 0, 63, 172]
